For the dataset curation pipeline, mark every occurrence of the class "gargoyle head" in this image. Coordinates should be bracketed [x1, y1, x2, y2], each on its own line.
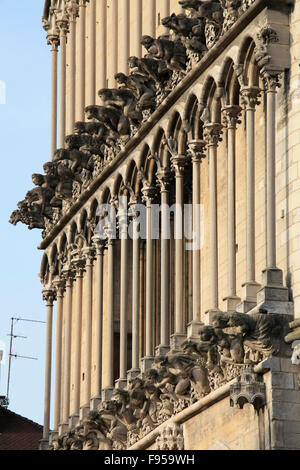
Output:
[9, 210, 21, 226]
[115, 73, 128, 86]
[179, 0, 201, 11]
[128, 56, 140, 71]
[141, 35, 155, 51]
[198, 325, 216, 341]
[85, 105, 98, 121]
[32, 173, 44, 187]
[98, 88, 113, 103]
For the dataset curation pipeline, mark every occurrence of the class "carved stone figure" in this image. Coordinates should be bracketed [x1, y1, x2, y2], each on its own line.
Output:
[140, 35, 187, 72]
[128, 55, 171, 85]
[179, 0, 224, 25]
[115, 72, 156, 111]
[161, 13, 207, 54]
[85, 104, 126, 139]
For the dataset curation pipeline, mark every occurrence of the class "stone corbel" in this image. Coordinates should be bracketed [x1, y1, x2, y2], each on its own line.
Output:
[230, 367, 266, 412]
[254, 25, 279, 69]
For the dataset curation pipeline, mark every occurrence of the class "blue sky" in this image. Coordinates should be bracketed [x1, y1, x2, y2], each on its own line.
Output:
[0, 0, 54, 425]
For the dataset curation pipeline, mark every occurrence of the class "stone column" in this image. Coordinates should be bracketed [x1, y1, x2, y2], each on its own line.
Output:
[141, 184, 157, 371]
[222, 105, 242, 312]
[81, 246, 95, 418]
[102, 219, 115, 401]
[263, 71, 281, 274]
[98, 0, 107, 89]
[57, 15, 68, 148]
[161, 0, 170, 35]
[119, 0, 130, 75]
[53, 279, 65, 432]
[132, 0, 142, 58]
[91, 236, 106, 409]
[156, 167, 172, 355]
[128, 204, 141, 379]
[41, 288, 56, 443]
[117, 196, 129, 388]
[110, 0, 118, 86]
[47, 31, 59, 161]
[77, 0, 87, 121]
[61, 266, 74, 430]
[66, 1, 78, 134]
[170, 154, 188, 350]
[238, 87, 261, 312]
[203, 123, 223, 323]
[88, 0, 96, 106]
[149, 0, 156, 38]
[187, 140, 206, 338]
[70, 254, 85, 426]
[255, 71, 289, 312]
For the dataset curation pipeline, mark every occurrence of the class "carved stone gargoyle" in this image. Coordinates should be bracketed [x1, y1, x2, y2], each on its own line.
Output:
[141, 35, 187, 73]
[161, 13, 207, 55]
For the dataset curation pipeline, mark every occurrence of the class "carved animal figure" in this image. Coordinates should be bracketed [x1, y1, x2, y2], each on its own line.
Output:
[162, 13, 207, 54]
[128, 55, 171, 85]
[179, 0, 224, 26]
[162, 13, 202, 38]
[115, 72, 156, 110]
[85, 104, 125, 138]
[141, 35, 187, 72]
[98, 87, 142, 132]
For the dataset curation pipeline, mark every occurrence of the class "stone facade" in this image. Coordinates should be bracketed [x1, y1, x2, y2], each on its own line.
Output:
[10, 0, 300, 450]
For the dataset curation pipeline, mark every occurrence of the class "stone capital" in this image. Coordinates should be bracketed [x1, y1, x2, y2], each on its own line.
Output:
[203, 123, 223, 147]
[221, 105, 242, 129]
[170, 154, 188, 177]
[261, 69, 282, 93]
[57, 18, 69, 37]
[187, 139, 207, 162]
[66, 1, 79, 22]
[82, 246, 96, 265]
[53, 278, 66, 297]
[240, 86, 261, 110]
[42, 288, 57, 306]
[156, 167, 173, 192]
[92, 235, 107, 255]
[141, 184, 157, 206]
[46, 33, 60, 50]
[72, 255, 86, 277]
[62, 265, 75, 285]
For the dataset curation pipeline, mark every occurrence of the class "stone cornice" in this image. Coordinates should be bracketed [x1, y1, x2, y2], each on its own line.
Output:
[38, 0, 290, 250]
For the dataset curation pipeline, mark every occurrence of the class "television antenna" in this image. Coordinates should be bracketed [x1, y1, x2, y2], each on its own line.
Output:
[3, 316, 46, 406]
